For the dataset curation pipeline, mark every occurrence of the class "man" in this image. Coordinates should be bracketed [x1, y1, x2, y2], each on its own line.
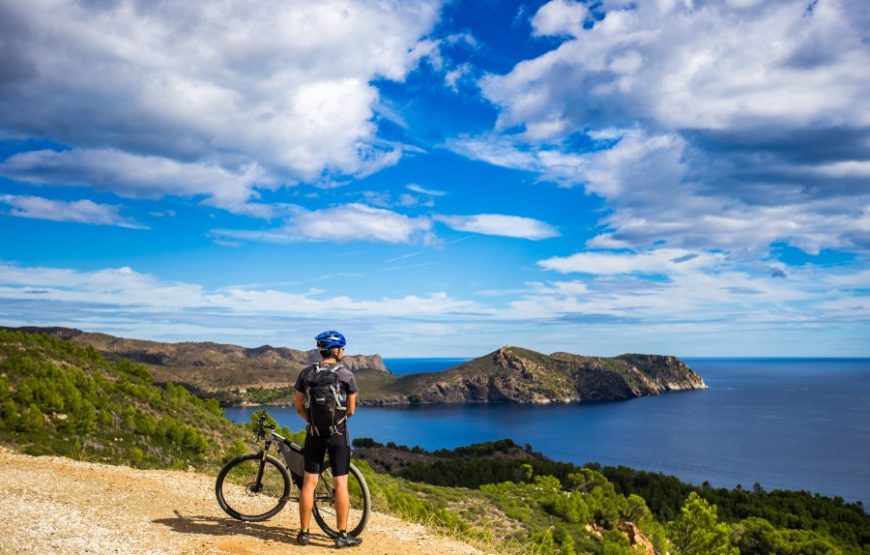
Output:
[294, 330, 361, 549]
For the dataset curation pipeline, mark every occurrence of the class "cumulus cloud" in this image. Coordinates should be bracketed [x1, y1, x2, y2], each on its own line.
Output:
[435, 213, 559, 240]
[0, 0, 441, 210]
[492, 0, 869, 136]
[0, 194, 145, 228]
[0, 148, 270, 214]
[213, 203, 436, 245]
[457, 0, 870, 254]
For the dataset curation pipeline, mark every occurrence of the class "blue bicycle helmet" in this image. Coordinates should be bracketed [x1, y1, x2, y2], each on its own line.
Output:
[315, 330, 346, 350]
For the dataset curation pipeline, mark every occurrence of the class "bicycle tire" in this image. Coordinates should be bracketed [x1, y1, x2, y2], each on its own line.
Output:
[215, 452, 291, 521]
[311, 462, 371, 538]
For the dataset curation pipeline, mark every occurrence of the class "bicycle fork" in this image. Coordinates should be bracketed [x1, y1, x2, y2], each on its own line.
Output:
[251, 436, 272, 493]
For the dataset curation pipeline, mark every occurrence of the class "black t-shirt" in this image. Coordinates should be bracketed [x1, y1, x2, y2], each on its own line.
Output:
[294, 363, 359, 396]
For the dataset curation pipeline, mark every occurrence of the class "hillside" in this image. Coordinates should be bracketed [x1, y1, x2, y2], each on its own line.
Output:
[357, 346, 706, 405]
[4, 326, 388, 404]
[0, 328, 251, 468]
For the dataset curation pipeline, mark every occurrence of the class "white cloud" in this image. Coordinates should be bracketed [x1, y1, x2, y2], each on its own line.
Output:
[531, 0, 588, 37]
[451, 127, 870, 253]
[406, 184, 446, 196]
[288, 204, 433, 244]
[538, 249, 721, 275]
[511, 247, 869, 325]
[456, 0, 870, 254]
[0, 148, 269, 213]
[0, 259, 866, 355]
[435, 213, 559, 240]
[0, 194, 145, 229]
[360, 190, 433, 209]
[444, 63, 473, 92]
[213, 203, 435, 245]
[487, 0, 870, 136]
[215, 205, 559, 245]
[0, 262, 485, 319]
[0, 0, 441, 207]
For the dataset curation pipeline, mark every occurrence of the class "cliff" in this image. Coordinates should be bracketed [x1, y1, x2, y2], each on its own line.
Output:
[357, 346, 705, 405]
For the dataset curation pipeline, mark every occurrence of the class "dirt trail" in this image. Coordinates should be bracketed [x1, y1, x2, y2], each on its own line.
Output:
[0, 448, 490, 554]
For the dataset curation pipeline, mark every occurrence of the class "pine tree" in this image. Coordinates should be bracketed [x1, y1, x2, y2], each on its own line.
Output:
[668, 492, 738, 555]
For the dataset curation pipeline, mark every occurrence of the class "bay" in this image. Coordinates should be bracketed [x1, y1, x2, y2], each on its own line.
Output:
[381, 357, 471, 375]
[224, 358, 870, 507]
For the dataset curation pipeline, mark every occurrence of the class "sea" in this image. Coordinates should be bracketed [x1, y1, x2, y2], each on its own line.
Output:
[223, 357, 870, 508]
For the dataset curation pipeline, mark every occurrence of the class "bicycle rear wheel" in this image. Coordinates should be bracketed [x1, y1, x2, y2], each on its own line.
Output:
[215, 452, 291, 521]
[311, 462, 371, 538]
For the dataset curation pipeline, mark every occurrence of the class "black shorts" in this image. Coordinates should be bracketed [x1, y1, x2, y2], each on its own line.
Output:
[303, 431, 351, 476]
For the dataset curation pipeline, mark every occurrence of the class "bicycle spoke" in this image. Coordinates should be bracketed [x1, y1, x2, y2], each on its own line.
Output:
[217, 455, 289, 520]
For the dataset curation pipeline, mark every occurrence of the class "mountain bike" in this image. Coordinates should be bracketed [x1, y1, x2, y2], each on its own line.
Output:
[215, 411, 371, 538]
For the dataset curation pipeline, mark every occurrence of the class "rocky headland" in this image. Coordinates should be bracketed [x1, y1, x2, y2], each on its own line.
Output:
[6, 327, 705, 406]
[357, 346, 706, 406]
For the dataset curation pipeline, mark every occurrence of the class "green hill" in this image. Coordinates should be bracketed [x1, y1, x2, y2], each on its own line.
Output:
[1, 326, 388, 405]
[0, 328, 249, 468]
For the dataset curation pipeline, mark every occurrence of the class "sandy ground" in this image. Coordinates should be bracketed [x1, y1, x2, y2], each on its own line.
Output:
[0, 448, 490, 554]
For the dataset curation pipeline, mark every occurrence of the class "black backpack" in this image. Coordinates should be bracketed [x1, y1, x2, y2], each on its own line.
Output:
[304, 363, 348, 436]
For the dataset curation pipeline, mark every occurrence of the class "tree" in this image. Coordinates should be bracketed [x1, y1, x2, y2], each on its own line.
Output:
[733, 517, 780, 554]
[668, 492, 738, 555]
[19, 403, 45, 432]
[0, 399, 20, 430]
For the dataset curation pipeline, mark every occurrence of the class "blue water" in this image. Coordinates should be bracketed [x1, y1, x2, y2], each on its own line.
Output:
[224, 358, 870, 507]
[383, 358, 471, 375]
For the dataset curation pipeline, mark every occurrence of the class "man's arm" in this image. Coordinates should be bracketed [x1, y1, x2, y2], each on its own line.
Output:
[346, 392, 357, 417]
[295, 391, 308, 422]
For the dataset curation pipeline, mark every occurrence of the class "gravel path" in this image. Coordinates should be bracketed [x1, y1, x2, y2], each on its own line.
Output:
[0, 448, 489, 554]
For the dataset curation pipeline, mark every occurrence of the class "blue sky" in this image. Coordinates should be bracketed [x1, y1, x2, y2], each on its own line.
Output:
[0, 0, 868, 357]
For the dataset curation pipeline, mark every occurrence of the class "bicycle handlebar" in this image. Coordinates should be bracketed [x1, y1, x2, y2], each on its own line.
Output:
[254, 411, 276, 440]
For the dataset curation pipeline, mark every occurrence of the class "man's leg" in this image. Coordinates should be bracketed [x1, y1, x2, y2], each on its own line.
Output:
[333, 474, 349, 531]
[328, 434, 361, 547]
[299, 471, 320, 531]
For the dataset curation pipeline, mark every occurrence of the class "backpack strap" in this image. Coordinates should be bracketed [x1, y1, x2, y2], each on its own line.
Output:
[303, 362, 319, 411]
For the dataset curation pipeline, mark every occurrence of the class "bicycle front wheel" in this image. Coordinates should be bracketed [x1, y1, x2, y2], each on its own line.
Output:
[311, 462, 371, 538]
[215, 452, 291, 521]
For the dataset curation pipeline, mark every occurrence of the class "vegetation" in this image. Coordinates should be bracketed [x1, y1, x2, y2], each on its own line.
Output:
[597, 464, 870, 550]
[0, 329, 249, 469]
[357, 438, 870, 555]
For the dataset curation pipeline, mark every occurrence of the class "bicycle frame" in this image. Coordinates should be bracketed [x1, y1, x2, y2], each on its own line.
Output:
[216, 410, 372, 537]
[255, 424, 306, 493]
